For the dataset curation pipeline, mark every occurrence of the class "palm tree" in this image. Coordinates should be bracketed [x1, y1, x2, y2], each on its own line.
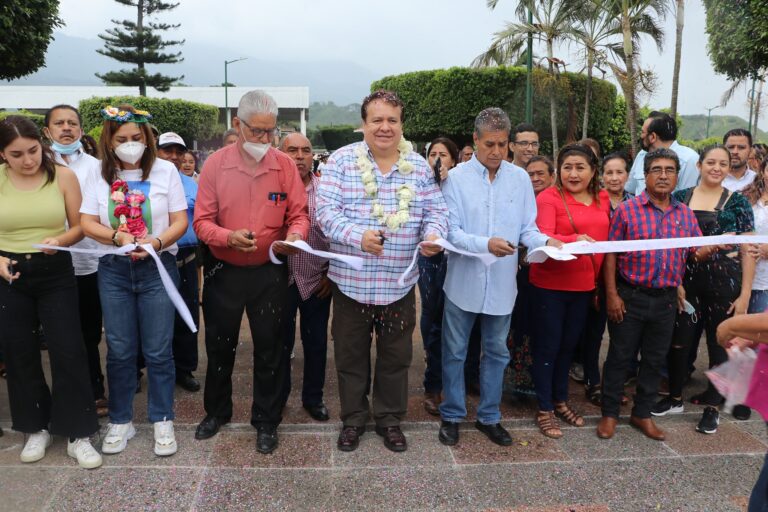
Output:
[571, 1, 666, 140]
[473, 0, 580, 156]
[669, 0, 685, 119]
[599, 0, 667, 156]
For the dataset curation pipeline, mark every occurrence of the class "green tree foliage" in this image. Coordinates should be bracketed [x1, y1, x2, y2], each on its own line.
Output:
[0, 0, 63, 80]
[79, 96, 218, 144]
[308, 102, 361, 129]
[372, 66, 617, 151]
[0, 110, 45, 129]
[703, 0, 757, 80]
[97, 0, 184, 96]
[308, 125, 363, 151]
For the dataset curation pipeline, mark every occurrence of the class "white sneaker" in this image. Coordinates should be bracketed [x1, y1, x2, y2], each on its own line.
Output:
[20, 430, 52, 463]
[67, 438, 103, 469]
[102, 422, 136, 454]
[154, 420, 177, 456]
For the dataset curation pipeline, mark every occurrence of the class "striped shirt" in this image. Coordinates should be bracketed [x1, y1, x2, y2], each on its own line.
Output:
[609, 191, 701, 288]
[288, 173, 329, 300]
[316, 141, 448, 305]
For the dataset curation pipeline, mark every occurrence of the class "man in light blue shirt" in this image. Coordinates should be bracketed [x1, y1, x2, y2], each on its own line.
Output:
[438, 108, 558, 447]
[625, 112, 699, 195]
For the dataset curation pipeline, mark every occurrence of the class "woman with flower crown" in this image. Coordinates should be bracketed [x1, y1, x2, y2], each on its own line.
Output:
[80, 104, 188, 458]
[316, 90, 449, 453]
[0, 115, 102, 469]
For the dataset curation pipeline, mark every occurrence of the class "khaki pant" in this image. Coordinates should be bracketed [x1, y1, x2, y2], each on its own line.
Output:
[331, 285, 416, 428]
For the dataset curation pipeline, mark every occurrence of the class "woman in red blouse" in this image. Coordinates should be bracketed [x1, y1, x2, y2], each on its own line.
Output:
[530, 144, 610, 439]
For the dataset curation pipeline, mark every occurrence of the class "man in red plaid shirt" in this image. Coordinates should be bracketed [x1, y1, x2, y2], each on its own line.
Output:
[598, 148, 701, 442]
[278, 133, 332, 422]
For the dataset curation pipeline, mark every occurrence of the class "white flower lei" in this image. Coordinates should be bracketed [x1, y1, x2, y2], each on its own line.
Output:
[356, 138, 416, 231]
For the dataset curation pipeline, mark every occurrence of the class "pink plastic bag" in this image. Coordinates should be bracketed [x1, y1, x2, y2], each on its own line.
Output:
[705, 344, 757, 414]
[746, 344, 768, 421]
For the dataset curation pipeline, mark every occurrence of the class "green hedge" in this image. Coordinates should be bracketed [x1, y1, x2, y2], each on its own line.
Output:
[78, 96, 219, 144]
[313, 124, 363, 151]
[371, 66, 617, 152]
[0, 110, 45, 130]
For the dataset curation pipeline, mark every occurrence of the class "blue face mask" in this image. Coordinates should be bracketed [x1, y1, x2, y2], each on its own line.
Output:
[51, 138, 82, 155]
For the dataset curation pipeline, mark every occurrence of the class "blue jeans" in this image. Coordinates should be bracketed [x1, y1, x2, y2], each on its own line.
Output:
[531, 286, 591, 412]
[751, 446, 768, 511]
[98, 253, 179, 424]
[750, 290, 768, 314]
[439, 297, 511, 424]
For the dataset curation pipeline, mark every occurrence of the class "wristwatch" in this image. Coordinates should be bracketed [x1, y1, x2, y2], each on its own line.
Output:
[111, 230, 120, 247]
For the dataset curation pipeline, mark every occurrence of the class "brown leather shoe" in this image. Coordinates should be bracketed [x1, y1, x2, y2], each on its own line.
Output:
[375, 425, 408, 452]
[423, 392, 441, 416]
[337, 426, 365, 452]
[597, 416, 617, 439]
[630, 416, 665, 441]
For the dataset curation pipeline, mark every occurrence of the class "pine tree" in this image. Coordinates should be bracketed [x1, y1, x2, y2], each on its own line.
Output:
[96, 0, 184, 96]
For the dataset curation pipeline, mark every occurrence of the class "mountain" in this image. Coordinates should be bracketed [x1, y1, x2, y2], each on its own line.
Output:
[679, 114, 768, 141]
[308, 102, 361, 129]
[7, 33, 377, 105]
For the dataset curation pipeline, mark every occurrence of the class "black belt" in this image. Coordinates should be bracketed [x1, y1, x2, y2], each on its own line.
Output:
[618, 276, 676, 297]
[0, 250, 51, 261]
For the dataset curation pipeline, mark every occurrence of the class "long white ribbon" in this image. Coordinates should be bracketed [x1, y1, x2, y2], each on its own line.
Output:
[397, 238, 499, 286]
[526, 234, 768, 264]
[34, 243, 197, 333]
[268, 240, 364, 270]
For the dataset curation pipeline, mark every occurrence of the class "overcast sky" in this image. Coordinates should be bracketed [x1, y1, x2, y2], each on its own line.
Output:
[57, 0, 754, 120]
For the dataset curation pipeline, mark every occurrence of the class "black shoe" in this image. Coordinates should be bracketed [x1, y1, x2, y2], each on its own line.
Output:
[438, 421, 459, 446]
[474, 421, 512, 446]
[374, 425, 408, 452]
[303, 403, 330, 422]
[176, 371, 201, 392]
[651, 397, 684, 417]
[337, 425, 365, 452]
[256, 426, 278, 454]
[195, 415, 229, 440]
[696, 406, 720, 435]
[733, 404, 752, 421]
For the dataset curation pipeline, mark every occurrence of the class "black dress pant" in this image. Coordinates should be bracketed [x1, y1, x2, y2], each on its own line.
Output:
[668, 259, 739, 399]
[172, 246, 199, 373]
[602, 281, 677, 419]
[201, 258, 288, 428]
[76, 272, 105, 400]
[0, 251, 98, 437]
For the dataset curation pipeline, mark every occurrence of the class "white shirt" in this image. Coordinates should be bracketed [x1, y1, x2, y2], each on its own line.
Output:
[752, 201, 768, 291]
[80, 158, 187, 255]
[55, 149, 101, 276]
[723, 168, 757, 192]
[625, 141, 701, 195]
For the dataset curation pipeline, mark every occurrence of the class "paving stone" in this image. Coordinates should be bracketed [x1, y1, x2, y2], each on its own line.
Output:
[100, 426, 215, 468]
[0, 467, 71, 511]
[558, 426, 674, 461]
[333, 431, 453, 468]
[450, 430, 569, 465]
[194, 468, 333, 511]
[210, 431, 331, 468]
[663, 422, 767, 456]
[49, 467, 203, 511]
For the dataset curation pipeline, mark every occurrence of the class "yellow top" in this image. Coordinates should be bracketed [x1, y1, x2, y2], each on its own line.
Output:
[0, 163, 66, 253]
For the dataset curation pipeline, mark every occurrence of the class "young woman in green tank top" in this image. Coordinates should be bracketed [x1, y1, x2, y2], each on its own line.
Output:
[0, 116, 103, 469]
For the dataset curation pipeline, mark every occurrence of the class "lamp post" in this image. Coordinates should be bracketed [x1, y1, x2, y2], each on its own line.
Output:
[705, 105, 720, 139]
[224, 57, 247, 129]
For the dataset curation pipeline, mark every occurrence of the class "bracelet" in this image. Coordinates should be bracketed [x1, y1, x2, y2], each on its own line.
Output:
[156, 237, 164, 251]
[111, 230, 120, 247]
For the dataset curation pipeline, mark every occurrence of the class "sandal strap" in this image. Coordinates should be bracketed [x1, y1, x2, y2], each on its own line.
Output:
[555, 404, 584, 426]
[536, 411, 562, 437]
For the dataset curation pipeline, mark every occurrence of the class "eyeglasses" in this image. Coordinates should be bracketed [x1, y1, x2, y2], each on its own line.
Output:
[646, 167, 678, 176]
[241, 120, 279, 139]
[513, 141, 540, 148]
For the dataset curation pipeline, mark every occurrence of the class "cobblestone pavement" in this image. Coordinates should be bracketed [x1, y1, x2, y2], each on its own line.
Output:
[0, 306, 763, 511]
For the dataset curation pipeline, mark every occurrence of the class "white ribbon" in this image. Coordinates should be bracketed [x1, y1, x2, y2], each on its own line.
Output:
[526, 234, 768, 264]
[268, 240, 364, 271]
[397, 238, 499, 286]
[34, 243, 197, 333]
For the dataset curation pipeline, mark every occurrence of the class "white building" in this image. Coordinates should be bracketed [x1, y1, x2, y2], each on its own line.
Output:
[0, 85, 310, 134]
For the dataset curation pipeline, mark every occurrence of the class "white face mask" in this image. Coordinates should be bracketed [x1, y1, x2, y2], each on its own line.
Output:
[114, 141, 146, 165]
[240, 126, 270, 162]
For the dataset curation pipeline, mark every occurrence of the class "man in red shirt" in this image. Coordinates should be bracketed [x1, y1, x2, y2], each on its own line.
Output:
[598, 148, 701, 442]
[193, 90, 310, 454]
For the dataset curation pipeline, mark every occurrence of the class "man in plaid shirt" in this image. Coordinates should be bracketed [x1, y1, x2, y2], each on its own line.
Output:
[317, 90, 448, 453]
[598, 148, 702, 442]
[279, 133, 333, 422]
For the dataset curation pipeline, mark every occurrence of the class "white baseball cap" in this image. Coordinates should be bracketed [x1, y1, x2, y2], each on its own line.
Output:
[158, 132, 187, 149]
